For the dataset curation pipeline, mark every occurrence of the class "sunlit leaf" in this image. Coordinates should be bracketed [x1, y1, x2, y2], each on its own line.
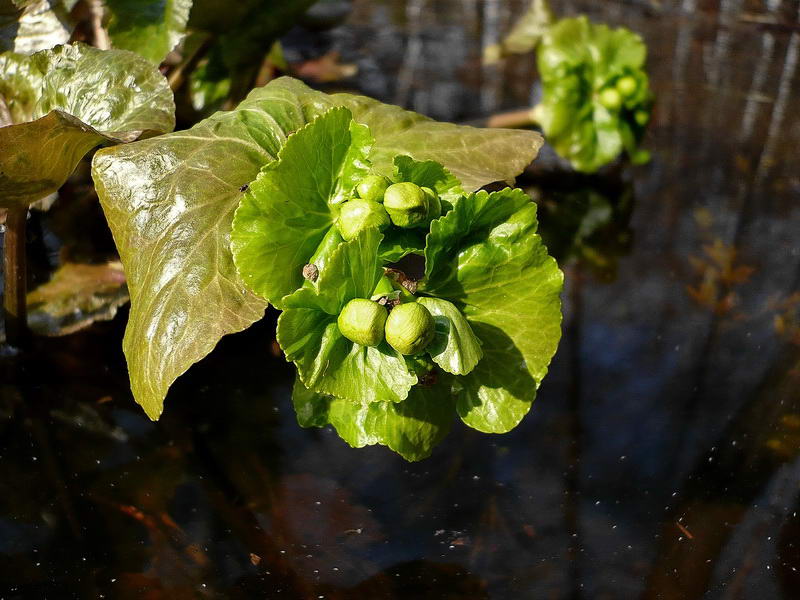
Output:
[0, 43, 175, 208]
[277, 229, 417, 404]
[105, 0, 193, 64]
[416, 297, 482, 376]
[292, 376, 454, 461]
[231, 107, 372, 307]
[0, 0, 71, 55]
[423, 188, 563, 432]
[92, 76, 542, 420]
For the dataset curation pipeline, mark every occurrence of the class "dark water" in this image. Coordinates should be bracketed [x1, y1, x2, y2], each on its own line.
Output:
[2, 1, 800, 598]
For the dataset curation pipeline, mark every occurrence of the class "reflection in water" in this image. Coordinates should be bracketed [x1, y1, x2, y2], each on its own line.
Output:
[2, 0, 800, 597]
[527, 170, 634, 282]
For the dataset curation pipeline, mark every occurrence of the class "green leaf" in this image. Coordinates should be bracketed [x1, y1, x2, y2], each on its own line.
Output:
[278, 229, 416, 404]
[292, 376, 455, 462]
[393, 154, 464, 208]
[92, 76, 542, 420]
[0, 43, 175, 208]
[416, 297, 482, 376]
[1, 0, 72, 55]
[106, 0, 193, 64]
[187, 0, 317, 112]
[378, 228, 425, 262]
[231, 107, 372, 307]
[423, 188, 563, 432]
[483, 0, 554, 62]
[535, 16, 652, 173]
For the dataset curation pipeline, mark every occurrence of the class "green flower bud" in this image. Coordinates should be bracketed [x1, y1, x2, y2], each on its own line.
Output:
[598, 88, 622, 111]
[422, 186, 442, 222]
[384, 302, 435, 355]
[338, 298, 387, 347]
[634, 109, 650, 127]
[383, 182, 428, 228]
[355, 175, 391, 203]
[336, 198, 390, 241]
[615, 75, 638, 98]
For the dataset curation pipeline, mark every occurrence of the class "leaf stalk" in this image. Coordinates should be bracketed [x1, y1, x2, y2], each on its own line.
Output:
[3, 208, 28, 347]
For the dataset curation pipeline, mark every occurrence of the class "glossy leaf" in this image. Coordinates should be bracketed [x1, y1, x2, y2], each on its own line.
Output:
[0, 43, 174, 208]
[106, 0, 193, 64]
[0, 0, 71, 55]
[92, 76, 542, 420]
[292, 376, 455, 462]
[416, 297, 482, 376]
[231, 107, 372, 307]
[423, 188, 563, 432]
[277, 229, 417, 404]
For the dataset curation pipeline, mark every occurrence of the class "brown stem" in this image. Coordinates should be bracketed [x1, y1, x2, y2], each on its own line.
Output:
[460, 106, 541, 129]
[485, 108, 539, 129]
[167, 33, 214, 92]
[3, 207, 28, 347]
[88, 0, 110, 50]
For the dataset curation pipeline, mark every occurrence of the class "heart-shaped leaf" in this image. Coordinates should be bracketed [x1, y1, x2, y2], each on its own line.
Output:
[231, 107, 372, 307]
[92, 76, 543, 420]
[422, 188, 564, 432]
[0, 43, 175, 208]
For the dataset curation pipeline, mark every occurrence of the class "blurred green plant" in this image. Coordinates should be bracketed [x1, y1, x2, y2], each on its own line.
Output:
[484, 0, 654, 173]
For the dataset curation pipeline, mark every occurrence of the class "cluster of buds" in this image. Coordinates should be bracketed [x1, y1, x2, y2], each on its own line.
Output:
[335, 175, 442, 241]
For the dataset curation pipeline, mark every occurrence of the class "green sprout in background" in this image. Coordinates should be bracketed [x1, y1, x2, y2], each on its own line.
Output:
[484, 0, 654, 173]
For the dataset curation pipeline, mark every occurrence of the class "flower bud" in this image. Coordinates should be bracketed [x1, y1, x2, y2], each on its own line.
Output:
[336, 198, 390, 241]
[598, 88, 622, 111]
[338, 298, 388, 347]
[383, 182, 428, 228]
[422, 187, 442, 222]
[355, 175, 391, 203]
[615, 75, 638, 98]
[384, 302, 435, 355]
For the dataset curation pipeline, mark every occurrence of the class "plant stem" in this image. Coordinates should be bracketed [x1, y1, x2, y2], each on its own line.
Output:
[461, 106, 541, 129]
[485, 107, 539, 129]
[88, 0, 110, 50]
[3, 208, 28, 347]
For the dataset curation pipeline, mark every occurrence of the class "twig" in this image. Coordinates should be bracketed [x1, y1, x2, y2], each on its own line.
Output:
[485, 108, 539, 129]
[88, 0, 110, 50]
[167, 34, 214, 92]
[3, 207, 28, 347]
[461, 107, 540, 129]
[0, 97, 11, 127]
